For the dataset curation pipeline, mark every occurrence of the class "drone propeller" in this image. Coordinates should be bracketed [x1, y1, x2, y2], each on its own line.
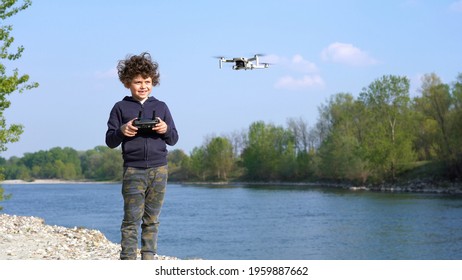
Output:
[213, 56, 227, 69]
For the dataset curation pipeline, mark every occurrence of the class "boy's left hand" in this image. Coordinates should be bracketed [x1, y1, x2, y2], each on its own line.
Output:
[153, 118, 168, 134]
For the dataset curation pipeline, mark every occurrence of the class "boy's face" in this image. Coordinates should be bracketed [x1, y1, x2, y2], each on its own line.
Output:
[126, 75, 153, 102]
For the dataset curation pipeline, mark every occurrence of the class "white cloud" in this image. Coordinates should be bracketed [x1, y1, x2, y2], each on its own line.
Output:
[450, 0, 462, 12]
[269, 54, 324, 91]
[321, 42, 378, 66]
[94, 68, 118, 79]
[274, 75, 325, 91]
[291, 54, 318, 73]
[265, 54, 318, 73]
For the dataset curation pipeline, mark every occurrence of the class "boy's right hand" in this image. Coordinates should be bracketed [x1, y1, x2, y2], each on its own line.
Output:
[120, 118, 138, 137]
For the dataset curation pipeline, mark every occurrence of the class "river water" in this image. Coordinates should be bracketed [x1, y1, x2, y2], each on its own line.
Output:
[2, 183, 462, 260]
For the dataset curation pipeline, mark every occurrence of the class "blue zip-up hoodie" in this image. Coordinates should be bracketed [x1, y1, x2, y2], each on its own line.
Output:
[105, 96, 179, 168]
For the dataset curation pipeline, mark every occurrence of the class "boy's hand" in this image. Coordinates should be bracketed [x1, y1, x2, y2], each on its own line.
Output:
[153, 118, 168, 134]
[121, 118, 138, 137]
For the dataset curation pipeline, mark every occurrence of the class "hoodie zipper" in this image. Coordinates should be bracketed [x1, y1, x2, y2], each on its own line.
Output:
[139, 103, 150, 167]
[144, 139, 149, 168]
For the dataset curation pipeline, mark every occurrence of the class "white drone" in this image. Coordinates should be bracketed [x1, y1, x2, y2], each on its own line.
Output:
[217, 54, 270, 70]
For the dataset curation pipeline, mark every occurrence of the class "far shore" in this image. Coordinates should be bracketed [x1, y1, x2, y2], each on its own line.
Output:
[1, 179, 342, 186]
[0, 179, 117, 185]
[2, 178, 461, 194]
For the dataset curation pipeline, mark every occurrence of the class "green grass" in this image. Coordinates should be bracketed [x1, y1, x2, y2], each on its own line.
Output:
[399, 161, 447, 181]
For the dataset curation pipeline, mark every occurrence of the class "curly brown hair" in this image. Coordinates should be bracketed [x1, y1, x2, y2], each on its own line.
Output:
[117, 52, 160, 87]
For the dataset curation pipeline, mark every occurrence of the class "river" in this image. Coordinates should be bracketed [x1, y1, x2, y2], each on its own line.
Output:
[1, 183, 462, 260]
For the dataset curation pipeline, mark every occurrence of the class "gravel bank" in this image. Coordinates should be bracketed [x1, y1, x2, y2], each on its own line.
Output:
[0, 214, 178, 260]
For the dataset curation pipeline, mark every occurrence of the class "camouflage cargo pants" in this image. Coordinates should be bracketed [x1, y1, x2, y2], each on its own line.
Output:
[120, 165, 168, 260]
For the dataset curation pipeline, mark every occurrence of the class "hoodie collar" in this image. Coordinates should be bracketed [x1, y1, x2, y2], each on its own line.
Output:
[123, 96, 157, 103]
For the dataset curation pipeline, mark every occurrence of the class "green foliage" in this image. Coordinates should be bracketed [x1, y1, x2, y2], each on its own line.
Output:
[358, 75, 415, 181]
[0, 0, 37, 208]
[0, 182, 11, 210]
[189, 146, 207, 180]
[1, 146, 123, 181]
[0, 0, 37, 152]
[204, 137, 234, 180]
[318, 132, 368, 182]
[80, 146, 123, 181]
[315, 93, 370, 182]
[414, 73, 462, 178]
[241, 121, 296, 180]
[22, 147, 81, 179]
[0, 167, 11, 210]
[1, 73, 461, 186]
[167, 149, 190, 181]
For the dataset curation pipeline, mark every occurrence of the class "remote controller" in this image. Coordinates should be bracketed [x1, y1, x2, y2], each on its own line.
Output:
[133, 110, 159, 129]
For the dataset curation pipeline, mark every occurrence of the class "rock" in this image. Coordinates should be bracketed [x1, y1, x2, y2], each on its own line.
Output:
[0, 214, 179, 260]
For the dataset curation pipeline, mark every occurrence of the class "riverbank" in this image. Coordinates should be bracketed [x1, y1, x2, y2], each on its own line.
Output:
[364, 179, 462, 194]
[1, 179, 115, 185]
[180, 179, 462, 195]
[2, 178, 462, 194]
[0, 214, 178, 260]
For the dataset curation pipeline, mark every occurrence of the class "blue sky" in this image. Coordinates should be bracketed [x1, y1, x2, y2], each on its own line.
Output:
[2, 0, 462, 158]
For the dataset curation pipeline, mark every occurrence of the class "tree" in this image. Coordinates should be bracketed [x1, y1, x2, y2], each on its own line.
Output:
[242, 121, 276, 180]
[167, 149, 190, 181]
[452, 74, 462, 173]
[189, 146, 207, 181]
[80, 146, 122, 181]
[241, 121, 296, 180]
[0, 0, 38, 209]
[204, 137, 234, 180]
[358, 75, 415, 181]
[225, 129, 247, 158]
[287, 117, 316, 179]
[414, 73, 462, 178]
[287, 117, 311, 154]
[315, 93, 370, 182]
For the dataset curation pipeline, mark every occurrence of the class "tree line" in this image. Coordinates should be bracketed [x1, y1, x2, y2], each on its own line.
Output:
[170, 73, 462, 183]
[0, 146, 123, 181]
[1, 73, 460, 184]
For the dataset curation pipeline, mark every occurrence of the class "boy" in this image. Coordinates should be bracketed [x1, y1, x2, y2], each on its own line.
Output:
[105, 52, 179, 260]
